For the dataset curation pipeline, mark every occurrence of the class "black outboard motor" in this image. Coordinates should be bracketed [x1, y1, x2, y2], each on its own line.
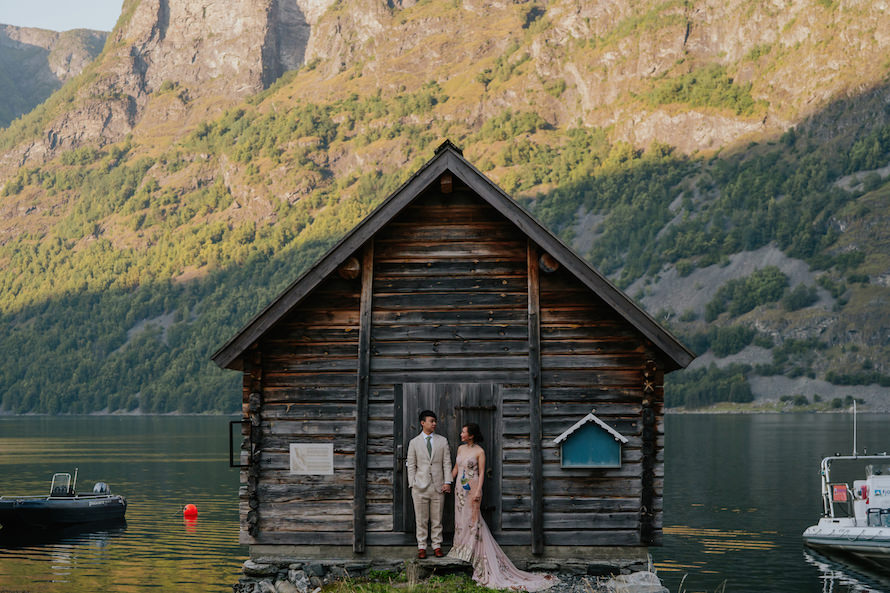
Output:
[92, 482, 110, 495]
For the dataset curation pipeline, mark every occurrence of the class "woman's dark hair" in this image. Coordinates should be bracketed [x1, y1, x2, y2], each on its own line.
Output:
[419, 410, 437, 423]
[464, 422, 484, 444]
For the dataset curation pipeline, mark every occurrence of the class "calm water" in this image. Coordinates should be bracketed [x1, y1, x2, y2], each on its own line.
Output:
[1, 414, 889, 592]
[654, 413, 890, 593]
[0, 416, 246, 592]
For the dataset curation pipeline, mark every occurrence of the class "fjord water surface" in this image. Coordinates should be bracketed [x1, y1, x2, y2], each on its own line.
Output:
[1, 414, 888, 592]
[0, 416, 245, 592]
[654, 413, 890, 593]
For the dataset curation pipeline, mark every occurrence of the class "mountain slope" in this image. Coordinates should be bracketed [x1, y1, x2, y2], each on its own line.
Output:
[0, 0, 889, 413]
[0, 25, 106, 127]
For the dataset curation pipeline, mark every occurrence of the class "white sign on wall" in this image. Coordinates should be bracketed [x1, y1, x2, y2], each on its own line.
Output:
[289, 443, 334, 475]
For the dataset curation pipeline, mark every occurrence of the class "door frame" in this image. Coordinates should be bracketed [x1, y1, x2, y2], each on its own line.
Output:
[393, 383, 502, 535]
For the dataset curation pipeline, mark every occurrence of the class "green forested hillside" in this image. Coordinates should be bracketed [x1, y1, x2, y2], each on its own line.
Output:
[1, 0, 889, 412]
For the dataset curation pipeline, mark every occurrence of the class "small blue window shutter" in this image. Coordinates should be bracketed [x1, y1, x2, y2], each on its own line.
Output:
[560, 422, 622, 468]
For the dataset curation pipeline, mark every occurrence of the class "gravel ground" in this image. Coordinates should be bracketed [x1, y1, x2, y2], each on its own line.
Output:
[510, 572, 668, 593]
[549, 573, 600, 592]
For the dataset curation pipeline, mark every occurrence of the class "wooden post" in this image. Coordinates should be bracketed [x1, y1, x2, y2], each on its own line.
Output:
[640, 360, 658, 545]
[393, 384, 405, 532]
[245, 348, 263, 538]
[527, 241, 544, 555]
[354, 242, 374, 553]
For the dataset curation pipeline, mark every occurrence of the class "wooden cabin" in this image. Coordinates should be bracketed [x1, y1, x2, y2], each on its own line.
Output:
[212, 141, 694, 565]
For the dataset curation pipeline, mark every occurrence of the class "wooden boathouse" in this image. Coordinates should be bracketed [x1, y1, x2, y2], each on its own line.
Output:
[212, 141, 694, 564]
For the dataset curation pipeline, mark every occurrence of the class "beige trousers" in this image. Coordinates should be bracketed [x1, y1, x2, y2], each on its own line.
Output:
[412, 487, 444, 549]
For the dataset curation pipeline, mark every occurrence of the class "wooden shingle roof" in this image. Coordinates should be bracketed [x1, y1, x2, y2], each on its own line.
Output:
[211, 140, 695, 371]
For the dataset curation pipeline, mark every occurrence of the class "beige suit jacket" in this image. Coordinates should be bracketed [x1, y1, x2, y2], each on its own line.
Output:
[406, 432, 452, 492]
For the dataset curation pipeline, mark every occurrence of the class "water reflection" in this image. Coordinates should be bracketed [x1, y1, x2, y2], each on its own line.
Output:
[0, 519, 127, 549]
[804, 549, 890, 593]
[654, 414, 890, 593]
[3, 415, 889, 592]
[0, 416, 246, 593]
[183, 515, 198, 534]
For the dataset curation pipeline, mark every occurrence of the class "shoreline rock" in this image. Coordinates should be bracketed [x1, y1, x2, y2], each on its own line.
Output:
[232, 559, 665, 593]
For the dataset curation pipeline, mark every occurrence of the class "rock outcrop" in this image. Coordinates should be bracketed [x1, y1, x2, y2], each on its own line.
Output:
[5, 0, 323, 165]
[7, 0, 890, 163]
[0, 25, 107, 126]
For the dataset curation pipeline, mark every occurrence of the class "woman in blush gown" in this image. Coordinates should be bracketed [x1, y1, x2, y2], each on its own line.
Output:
[447, 423, 558, 592]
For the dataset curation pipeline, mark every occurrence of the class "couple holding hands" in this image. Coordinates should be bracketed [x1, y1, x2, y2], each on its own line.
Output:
[406, 410, 557, 591]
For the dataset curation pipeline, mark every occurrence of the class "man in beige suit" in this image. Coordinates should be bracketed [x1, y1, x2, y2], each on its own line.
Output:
[406, 409, 452, 558]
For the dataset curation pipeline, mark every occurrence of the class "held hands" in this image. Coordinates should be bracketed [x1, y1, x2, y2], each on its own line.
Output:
[442, 483, 452, 493]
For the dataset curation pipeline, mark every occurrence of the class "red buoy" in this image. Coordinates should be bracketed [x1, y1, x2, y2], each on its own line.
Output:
[183, 503, 198, 517]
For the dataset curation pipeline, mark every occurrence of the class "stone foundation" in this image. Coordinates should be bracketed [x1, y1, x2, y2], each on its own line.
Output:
[234, 558, 401, 593]
[233, 555, 653, 593]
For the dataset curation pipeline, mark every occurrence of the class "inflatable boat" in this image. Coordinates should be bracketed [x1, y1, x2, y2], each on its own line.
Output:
[803, 454, 890, 565]
[0, 469, 127, 529]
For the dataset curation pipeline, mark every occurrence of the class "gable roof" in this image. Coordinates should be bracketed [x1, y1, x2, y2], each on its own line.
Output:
[211, 140, 695, 371]
[553, 409, 629, 445]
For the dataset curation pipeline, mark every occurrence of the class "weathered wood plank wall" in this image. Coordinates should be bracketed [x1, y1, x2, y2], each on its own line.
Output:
[369, 187, 531, 389]
[368, 187, 531, 540]
[241, 180, 664, 547]
[245, 275, 361, 540]
[536, 265, 663, 545]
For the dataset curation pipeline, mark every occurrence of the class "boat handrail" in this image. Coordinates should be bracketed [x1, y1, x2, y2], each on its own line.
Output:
[0, 495, 48, 500]
[820, 454, 890, 518]
[0, 493, 117, 500]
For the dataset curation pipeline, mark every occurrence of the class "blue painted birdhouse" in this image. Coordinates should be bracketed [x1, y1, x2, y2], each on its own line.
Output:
[553, 410, 628, 468]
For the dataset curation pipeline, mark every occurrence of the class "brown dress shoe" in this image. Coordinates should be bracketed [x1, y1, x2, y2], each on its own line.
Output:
[417, 549, 427, 559]
[434, 548, 444, 558]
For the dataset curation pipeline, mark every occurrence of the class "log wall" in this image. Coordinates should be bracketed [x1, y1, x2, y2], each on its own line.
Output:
[240, 181, 665, 547]
[245, 274, 361, 539]
[536, 266, 664, 545]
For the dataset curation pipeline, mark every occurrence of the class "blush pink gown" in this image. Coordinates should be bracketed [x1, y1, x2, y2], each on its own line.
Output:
[447, 448, 558, 591]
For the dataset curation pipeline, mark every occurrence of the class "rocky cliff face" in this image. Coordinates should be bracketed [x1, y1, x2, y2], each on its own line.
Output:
[7, 0, 890, 162]
[4, 0, 325, 166]
[0, 25, 106, 126]
[112, 0, 290, 96]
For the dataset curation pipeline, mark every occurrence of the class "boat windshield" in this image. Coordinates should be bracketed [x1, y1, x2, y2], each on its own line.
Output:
[49, 473, 71, 497]
[865, 464, 890, 478]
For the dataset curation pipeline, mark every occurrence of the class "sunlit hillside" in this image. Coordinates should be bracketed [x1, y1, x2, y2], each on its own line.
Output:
[0, 0, 889, 413]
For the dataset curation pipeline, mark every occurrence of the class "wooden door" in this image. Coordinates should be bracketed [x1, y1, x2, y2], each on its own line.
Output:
[452, 383, 501, 531]
[394, 383, 501, 537]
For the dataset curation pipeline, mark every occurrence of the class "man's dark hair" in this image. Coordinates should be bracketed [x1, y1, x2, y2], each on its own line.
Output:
[419, 410, 437, 423]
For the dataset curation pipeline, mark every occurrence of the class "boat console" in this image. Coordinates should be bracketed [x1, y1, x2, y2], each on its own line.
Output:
[49, 473, 74, 497]
[853, 469, 890, 527]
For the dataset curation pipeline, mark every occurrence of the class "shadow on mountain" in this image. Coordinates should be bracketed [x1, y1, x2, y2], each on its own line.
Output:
[527, 78, 890, 289]
[0, 232, 338, 413]
[1, 70, 890, 413]
[0, 40, 60, 127]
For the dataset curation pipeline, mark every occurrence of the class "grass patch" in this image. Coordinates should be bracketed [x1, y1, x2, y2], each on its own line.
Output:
[640, 63, 769, 116]
[323, 573, 495, 593]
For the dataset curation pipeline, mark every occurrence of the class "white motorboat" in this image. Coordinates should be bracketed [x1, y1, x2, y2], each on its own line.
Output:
[803, 454, 890, 564]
